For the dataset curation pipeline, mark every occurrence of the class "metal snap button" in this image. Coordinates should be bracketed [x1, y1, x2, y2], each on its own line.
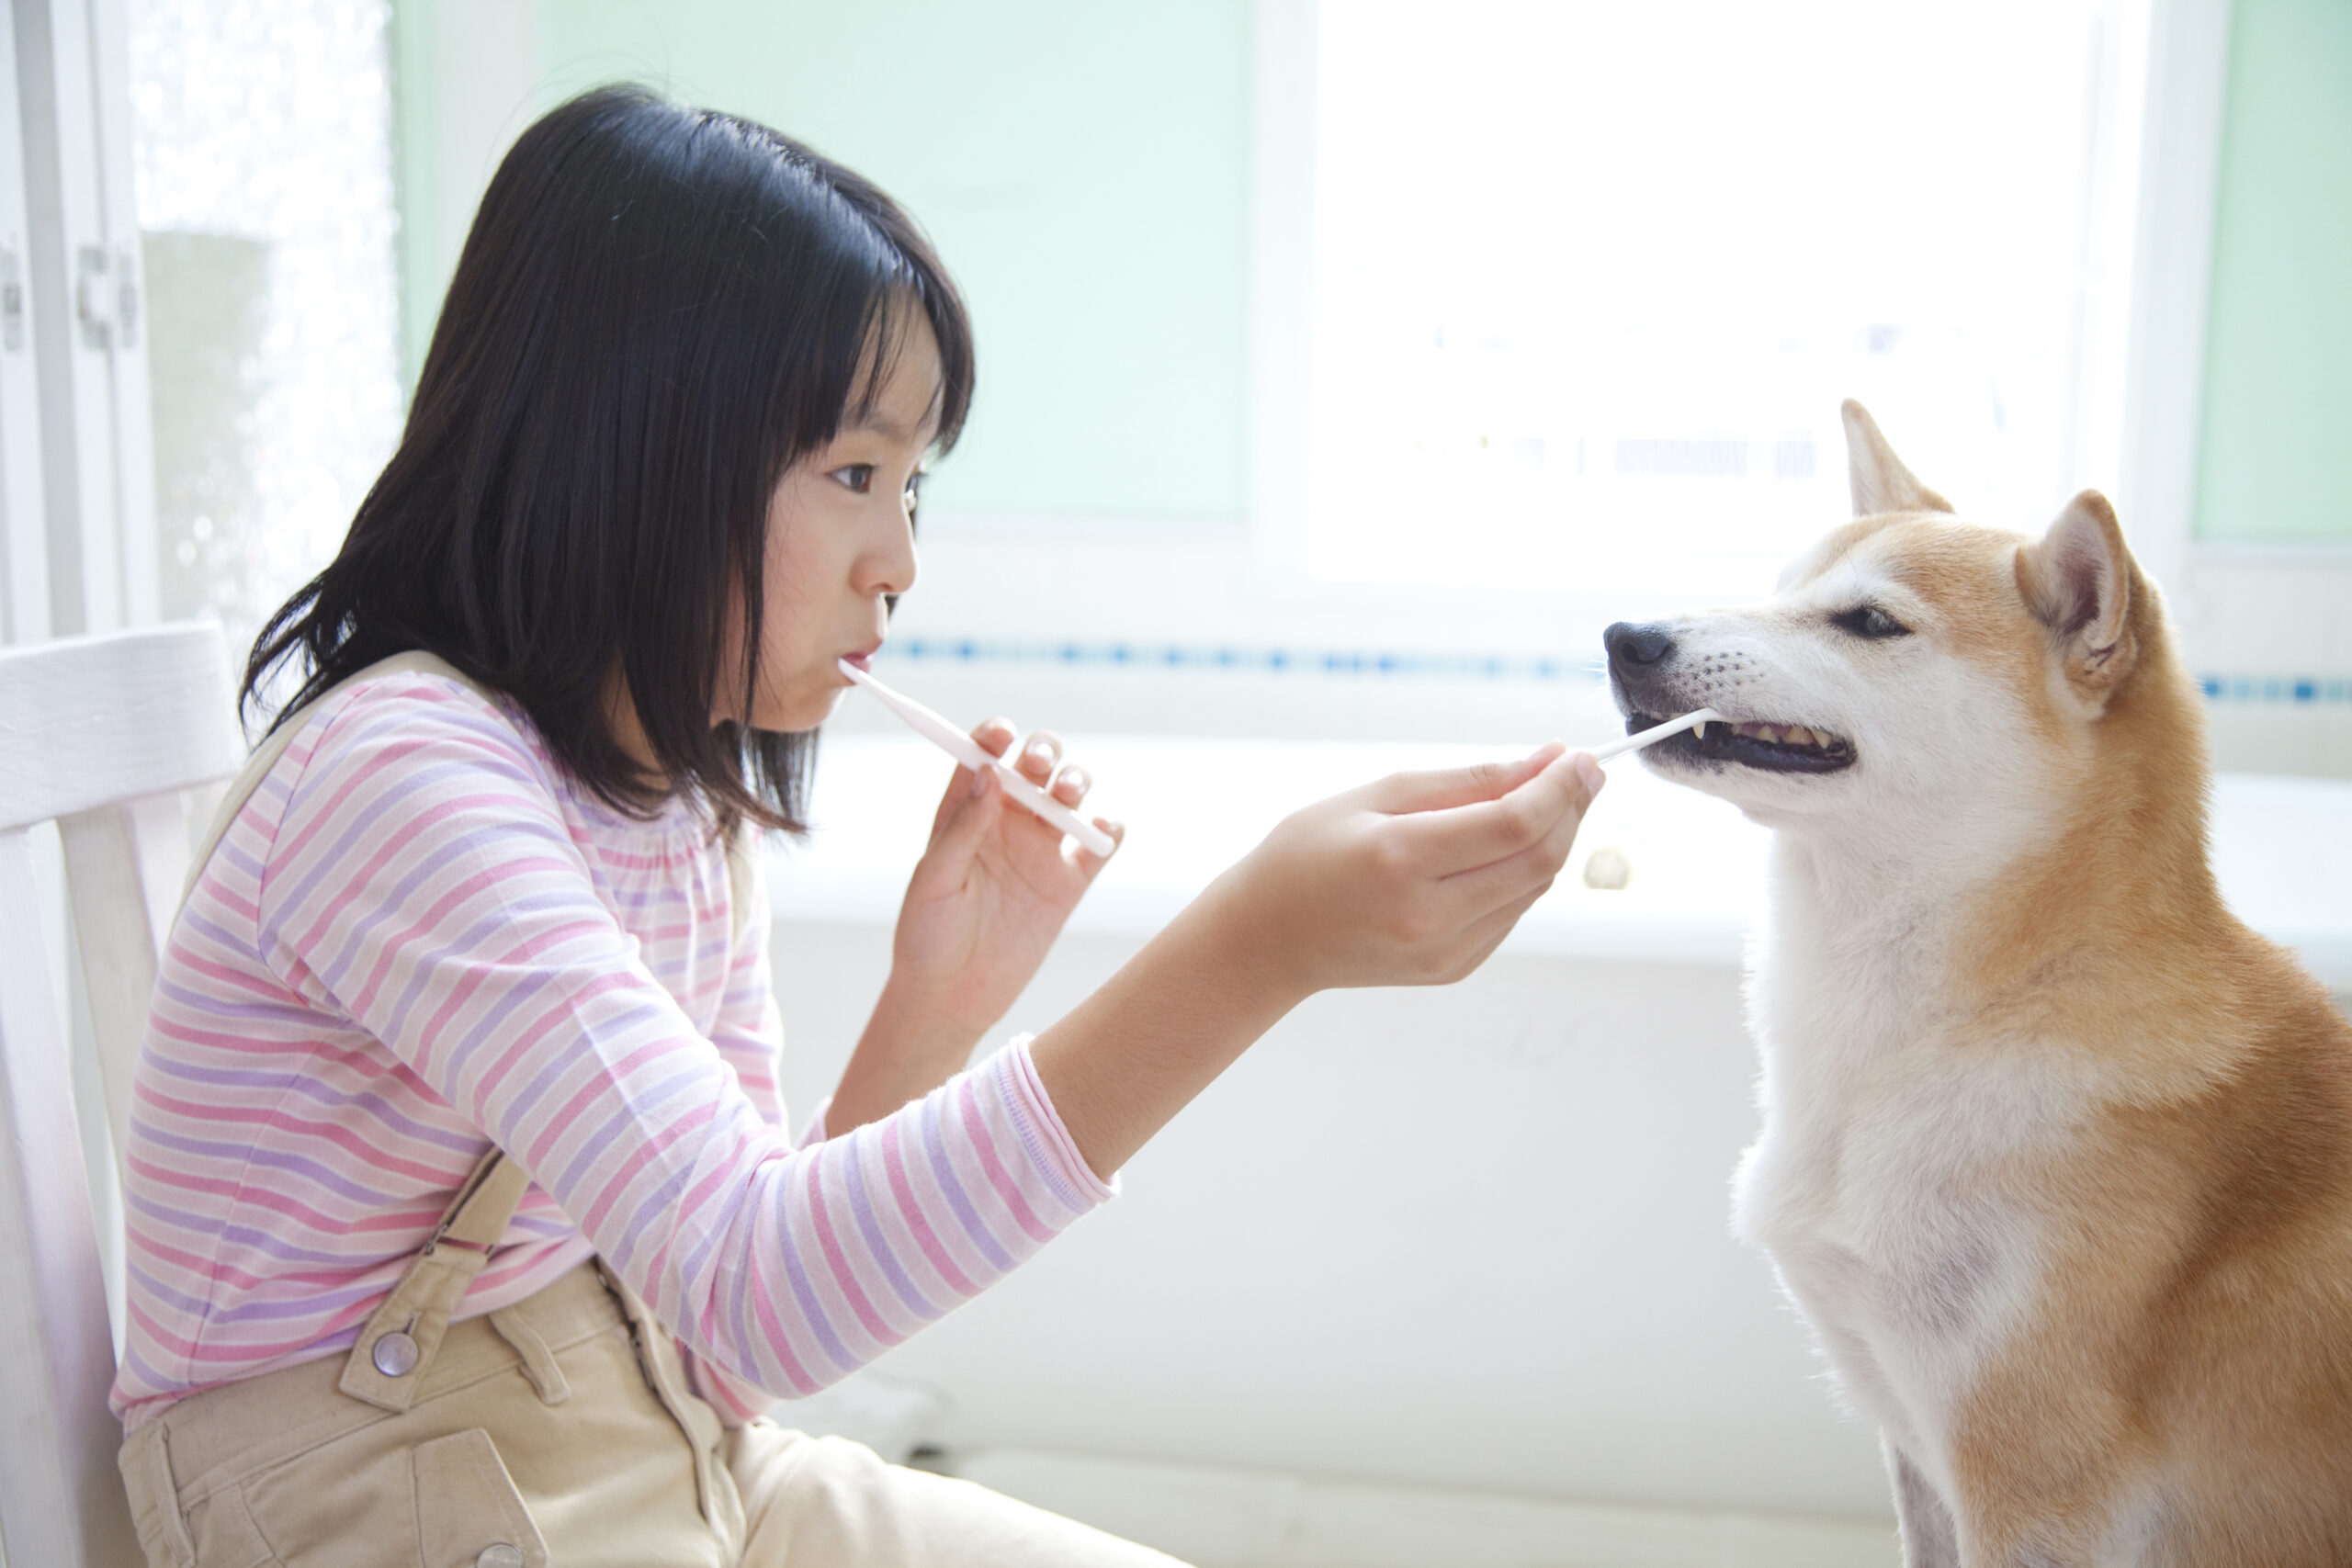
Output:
[371, 1328, 420, 1377]
[476, 1545, 526, 1568]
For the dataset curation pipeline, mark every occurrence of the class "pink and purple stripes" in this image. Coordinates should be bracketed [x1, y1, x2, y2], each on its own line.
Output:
[113, 671, 1112, 1430]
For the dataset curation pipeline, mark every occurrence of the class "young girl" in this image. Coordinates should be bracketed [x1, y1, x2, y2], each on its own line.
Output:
[112, 86, 1602, 1567]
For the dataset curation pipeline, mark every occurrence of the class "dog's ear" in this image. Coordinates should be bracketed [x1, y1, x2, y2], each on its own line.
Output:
[1842, 400, 1953, 517]
[2017, 491, 2137, 696]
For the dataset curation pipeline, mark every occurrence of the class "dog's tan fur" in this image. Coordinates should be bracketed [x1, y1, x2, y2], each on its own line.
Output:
[1615, 405, 2352, 1564]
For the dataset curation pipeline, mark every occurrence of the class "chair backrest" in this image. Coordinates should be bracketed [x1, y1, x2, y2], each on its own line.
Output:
[0, 622, 243, 1568]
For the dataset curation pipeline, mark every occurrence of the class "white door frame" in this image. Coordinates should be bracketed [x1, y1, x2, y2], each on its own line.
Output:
[0, 7, 51, 646]
[7, 0, 155, 645]
[2117, 0, 2234, 596]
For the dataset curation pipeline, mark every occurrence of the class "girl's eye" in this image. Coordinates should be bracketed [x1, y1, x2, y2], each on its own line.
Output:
[1832, 604, 1911, 640]
[831, 463, 876, 494]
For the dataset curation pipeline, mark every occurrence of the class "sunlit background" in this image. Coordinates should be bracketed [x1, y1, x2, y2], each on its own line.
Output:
[1308, 0, 2142, 597]
[119, 0, 2349, 773]
[9, 2, 2341, 1563]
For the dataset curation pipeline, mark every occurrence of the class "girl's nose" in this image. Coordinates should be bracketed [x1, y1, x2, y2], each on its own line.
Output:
[863, 505, 918, 598]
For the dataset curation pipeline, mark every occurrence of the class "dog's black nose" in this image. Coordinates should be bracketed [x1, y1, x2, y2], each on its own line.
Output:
[1604, 621, 1675, 670]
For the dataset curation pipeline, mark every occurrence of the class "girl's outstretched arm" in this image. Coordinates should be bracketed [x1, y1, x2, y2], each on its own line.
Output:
[1032, 743, 1602, 1178]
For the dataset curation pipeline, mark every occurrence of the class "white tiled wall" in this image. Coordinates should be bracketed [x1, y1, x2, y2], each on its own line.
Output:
[2170, 549, 2352, 779]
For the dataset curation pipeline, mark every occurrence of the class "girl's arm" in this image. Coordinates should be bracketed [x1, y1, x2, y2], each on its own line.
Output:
[1033, 744, 1600, 1177]
[825, 722, 1117, 1137]
[262, 679, 1594, 1405]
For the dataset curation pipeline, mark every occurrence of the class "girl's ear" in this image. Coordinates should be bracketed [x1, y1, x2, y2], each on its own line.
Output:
[2017, 490, 2137, 699]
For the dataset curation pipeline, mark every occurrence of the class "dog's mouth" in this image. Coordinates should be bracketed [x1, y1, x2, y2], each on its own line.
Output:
[1627, 711, 1857, 773]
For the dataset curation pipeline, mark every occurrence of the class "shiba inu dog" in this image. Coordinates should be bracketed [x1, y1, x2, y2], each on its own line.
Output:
[1603, 403, 2352, 1565]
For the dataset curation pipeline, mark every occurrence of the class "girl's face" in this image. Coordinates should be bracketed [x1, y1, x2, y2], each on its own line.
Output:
[731, 314, 941, 732]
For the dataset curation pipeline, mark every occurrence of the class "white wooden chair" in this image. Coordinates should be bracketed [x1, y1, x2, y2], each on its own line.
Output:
[0, 622, 244, 1567]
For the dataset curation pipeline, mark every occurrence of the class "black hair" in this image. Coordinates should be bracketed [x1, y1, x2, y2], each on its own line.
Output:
[244, 84, 974, 833]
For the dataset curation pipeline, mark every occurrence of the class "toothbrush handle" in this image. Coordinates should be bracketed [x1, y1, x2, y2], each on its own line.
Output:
[840, 661, 1119, 857]
[985, 756, 1120, 858]
[1588, 707, 1721, 762]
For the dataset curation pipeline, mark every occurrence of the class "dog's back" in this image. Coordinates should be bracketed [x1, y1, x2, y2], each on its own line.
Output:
[2084, 939, 2352, 1560]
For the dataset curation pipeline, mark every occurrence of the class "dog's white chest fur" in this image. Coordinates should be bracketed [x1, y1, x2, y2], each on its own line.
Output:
[1733, 845, 2088, 1483]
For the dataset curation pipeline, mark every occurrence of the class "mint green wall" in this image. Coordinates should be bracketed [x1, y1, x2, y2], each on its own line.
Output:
[394, 0, 1251, 523]
[2195, 0, 2352, 543]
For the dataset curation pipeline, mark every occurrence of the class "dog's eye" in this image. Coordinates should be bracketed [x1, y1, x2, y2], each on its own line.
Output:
[1832, 604, 1911, 639]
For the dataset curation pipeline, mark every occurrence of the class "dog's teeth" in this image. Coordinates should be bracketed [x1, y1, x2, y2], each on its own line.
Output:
[1785, 726, 1815, 748]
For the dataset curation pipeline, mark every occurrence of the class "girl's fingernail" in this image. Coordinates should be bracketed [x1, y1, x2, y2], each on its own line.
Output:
[1576, 753, 1605, 794]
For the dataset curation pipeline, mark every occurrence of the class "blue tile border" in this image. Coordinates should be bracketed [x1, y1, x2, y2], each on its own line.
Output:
[880, 638, 2352, 707]
[2199, 675, 2352, 706]
[882, 637, 1607, 683]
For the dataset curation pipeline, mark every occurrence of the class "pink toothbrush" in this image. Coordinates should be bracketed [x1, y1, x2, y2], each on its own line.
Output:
[838, 660, 1119, 857]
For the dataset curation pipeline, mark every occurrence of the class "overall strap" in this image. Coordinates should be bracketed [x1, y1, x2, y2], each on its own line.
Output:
[336, 1147, 533, 1413]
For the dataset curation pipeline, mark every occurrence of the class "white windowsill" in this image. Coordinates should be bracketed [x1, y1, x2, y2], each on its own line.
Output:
[773, 736, 2352, 987]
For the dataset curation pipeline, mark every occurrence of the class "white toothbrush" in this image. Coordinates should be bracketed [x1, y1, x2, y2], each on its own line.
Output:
[1587, 707, 1723, 762]
[838, 660, 1119, 857]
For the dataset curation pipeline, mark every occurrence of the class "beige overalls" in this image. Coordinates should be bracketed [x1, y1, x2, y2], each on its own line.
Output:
[115, 653, 1182, 1568]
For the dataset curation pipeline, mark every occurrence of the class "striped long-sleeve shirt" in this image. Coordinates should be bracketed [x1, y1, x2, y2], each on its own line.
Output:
[112, 669, 1114, 1430]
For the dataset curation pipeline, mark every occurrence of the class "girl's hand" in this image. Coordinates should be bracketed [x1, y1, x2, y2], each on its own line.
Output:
[826, 720, 1120, 1137]
[1200, 741, 1603, 1001]
[886, 717, 1120, 1038]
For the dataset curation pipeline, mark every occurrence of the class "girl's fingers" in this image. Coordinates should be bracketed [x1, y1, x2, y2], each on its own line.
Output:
[1435, 883, 1552, 980]
[933, 720, 1028, 840]
[1363, 742, 1565, 818]
[970, 716, 1019, 759]
[929, 766, 974, 838]
[1014, 729, 1062, 786]
[1071, 816, 1125, 873]
[1396, 750, 1598, 874]
[1051, 765, 1091, 807]
[926, 758, 1001, 857]
[1429, 833, 1566, 928]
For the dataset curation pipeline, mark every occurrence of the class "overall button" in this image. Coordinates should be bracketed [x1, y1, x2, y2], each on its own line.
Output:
[476, 1546, 526, 1568]
[371, 1329, 420, 1377]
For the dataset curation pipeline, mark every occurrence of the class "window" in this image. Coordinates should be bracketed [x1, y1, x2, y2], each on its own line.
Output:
[1296, 0, 2150, 598]
[130, 0, 401, 657]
